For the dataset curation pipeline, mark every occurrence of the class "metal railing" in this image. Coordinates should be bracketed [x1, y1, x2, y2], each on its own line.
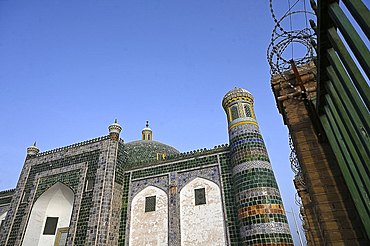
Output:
[310, 0, 370, 238]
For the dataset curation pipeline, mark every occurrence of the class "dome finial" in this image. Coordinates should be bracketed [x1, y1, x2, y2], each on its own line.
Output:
[142, 121, 152, 140]
[108, 119, 122, 141]
[27, 142, 40, 158]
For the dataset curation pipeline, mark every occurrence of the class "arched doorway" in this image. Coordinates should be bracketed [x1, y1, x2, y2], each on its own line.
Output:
[129, 185, 168, 245]
[180, 177, 226, 245]
[22, 182, 74, 246]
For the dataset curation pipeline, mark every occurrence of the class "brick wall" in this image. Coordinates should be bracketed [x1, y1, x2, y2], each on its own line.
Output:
[271, 64, 368, 245]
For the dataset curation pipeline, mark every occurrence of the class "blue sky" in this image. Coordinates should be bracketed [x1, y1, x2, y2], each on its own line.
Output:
[0, 0, 313, 244]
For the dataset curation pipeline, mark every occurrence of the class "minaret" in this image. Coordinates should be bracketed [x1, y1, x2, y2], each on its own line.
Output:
[222, 88, 293, 246]
[142, 121, 152, 140]
[108, 119, 122, 141]
[26, 142, 40, 159]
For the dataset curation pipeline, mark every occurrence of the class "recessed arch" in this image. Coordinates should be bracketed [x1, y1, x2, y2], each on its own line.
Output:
[22, 182, 74, 246]
[129, 185, 168, 245]
[180, 177, 226, 245]
[0, 211, 7, 229]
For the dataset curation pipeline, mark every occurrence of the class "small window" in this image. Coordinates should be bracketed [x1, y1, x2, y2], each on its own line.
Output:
[56, 228, 69, 246]
[85, 180, 94, 192]
[230, 105, 239, 121]
[157, 152, 165, 160]
[145, 196, 156, 212]
[43, 217, 59, 235]
[244, 104, 252, 117]
[194, 188, 206, 205]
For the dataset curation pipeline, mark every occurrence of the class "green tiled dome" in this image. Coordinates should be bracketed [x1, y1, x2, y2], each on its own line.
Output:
[124, 140, 180, 164]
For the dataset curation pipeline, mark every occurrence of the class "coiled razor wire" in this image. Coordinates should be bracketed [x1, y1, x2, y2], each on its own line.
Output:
[267, 0, 317, 100]
[289, 134, 306, 188]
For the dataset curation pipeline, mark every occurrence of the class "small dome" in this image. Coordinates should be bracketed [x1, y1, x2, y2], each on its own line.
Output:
[124, 140, 180, 164]
[222, 87, 253, 108]
[142, 121, 152, 132]
[108, 119, 122, 134]
[27, 142, 40, 156]
[142, 121, 152, 140]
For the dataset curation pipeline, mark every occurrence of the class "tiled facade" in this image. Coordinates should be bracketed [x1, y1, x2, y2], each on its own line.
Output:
[271, 65, 370, 245]
[0, 88, 293, 245]
[223, 88, 293, 246]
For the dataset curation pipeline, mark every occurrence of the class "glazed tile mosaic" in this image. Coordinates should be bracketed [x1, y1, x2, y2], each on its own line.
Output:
[224, 88, 293, 245]
[233, 160, 272, 175]
[240, 222, 291, 237]
[0, 88, 293, 246]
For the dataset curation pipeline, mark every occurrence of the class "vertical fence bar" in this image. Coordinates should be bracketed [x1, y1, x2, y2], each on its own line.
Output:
[342, 0, 370, 40]
[327, 27, 370, 109]
[328, 2, 370, 78]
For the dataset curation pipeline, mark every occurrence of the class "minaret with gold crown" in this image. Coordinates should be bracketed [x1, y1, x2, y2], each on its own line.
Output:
[142, 121, 152, 140]
[222, 88, 293, 246]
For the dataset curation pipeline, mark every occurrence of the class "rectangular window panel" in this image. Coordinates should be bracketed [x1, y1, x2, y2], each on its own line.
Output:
[195, 188, 206, 205]
[157, 153, 165, 160]
[145, 196, 156, 212]
[56, 228, 69, 246]
[43, 217, 59, 235]
[230, 105, 239, 121]
[86, 179, 94, 191]
[244, 104, 252, 117]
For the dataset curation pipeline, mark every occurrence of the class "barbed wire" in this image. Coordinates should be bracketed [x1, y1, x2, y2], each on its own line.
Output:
[268, 0, 317, 100]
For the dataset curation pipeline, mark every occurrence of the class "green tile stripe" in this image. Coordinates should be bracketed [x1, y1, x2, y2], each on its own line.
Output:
[230, 142, 267, 154]
[218, 153, 241, 245]
[0, 196, 12, 206]
[238, 213, 289, 226]
[131, 155, 218, 179]
[125, 146, 229, 171]
[6, 150, 100, 246]
[238, 195, 283, 207]
[233, 169, 279, 193]
[118, 173, 130, 246]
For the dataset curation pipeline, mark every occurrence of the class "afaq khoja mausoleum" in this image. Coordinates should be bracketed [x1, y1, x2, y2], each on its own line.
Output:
[0, 88, 293, 246]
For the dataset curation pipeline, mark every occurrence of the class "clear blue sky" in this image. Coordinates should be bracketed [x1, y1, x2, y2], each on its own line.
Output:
[0, 1, 312, 244]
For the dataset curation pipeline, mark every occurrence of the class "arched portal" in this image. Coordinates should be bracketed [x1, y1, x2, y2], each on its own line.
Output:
[129, 185, 168, 245]
[0, 211, 7, 229]
[180, 177, 226, 245]
[22, 182, 74, 246]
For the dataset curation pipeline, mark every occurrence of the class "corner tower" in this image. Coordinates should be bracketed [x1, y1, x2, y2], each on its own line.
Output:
[223, 88, 293, 246]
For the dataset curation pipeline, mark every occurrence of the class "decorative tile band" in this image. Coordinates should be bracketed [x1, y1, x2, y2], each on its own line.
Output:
[230, 137, 265, 149]
[239, 213, 289, 226]
[238, 204, 286, 220]
[240, 222, 291, 237]
[233, 161, 272, 175]
[229, 120, 258, 131]
[229, 123, 259, 139]
[235, 187, 281, 201]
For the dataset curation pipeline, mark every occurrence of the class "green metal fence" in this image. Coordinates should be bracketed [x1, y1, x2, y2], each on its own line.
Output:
[310, 0, 370, 239]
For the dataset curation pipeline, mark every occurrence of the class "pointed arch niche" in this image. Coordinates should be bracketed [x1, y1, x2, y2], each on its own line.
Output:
[180, 177, 226, 245]
[22, 182, 74, 246]
[129, 185, 168, 245]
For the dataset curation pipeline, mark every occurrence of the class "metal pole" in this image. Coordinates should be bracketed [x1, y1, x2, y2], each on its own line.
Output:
[291, 207, 304, 246]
